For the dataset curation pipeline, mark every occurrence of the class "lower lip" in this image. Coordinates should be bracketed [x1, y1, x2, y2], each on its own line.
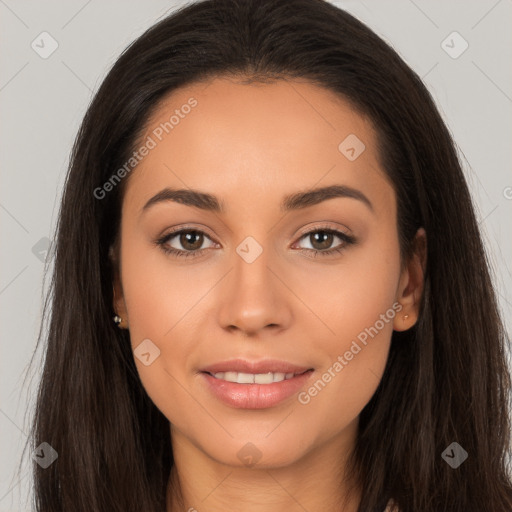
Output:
[200, 370, 314, 409]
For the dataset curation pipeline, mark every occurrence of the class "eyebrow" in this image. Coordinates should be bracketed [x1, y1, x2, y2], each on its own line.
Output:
[140, 184, 374, 215]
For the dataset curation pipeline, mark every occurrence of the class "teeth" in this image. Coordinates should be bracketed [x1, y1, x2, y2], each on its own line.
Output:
[254, 373, 274, 384]
[211, 371, 298, 384]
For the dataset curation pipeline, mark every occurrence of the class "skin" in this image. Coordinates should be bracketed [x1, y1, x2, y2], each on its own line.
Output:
[112, 77, 426, 512]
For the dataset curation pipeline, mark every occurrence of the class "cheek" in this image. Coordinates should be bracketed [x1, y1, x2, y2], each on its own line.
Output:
[120, 228, 206, 342]
[119, 233, 217, 422]
[298, 224, 401, 342]
[295, 232, 401, 425]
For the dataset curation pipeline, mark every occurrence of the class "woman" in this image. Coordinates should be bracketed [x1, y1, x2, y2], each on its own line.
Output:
[27, 0, 512, 510]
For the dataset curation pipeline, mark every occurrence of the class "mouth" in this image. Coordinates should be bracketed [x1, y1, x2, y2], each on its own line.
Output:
[198, 359, 315, 409]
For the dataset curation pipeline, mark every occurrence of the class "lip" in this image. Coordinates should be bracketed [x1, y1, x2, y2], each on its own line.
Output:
[200, 358, 312, 375]
[199, 358, 314, 409]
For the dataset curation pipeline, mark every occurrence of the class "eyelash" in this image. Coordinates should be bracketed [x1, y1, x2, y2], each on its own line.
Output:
[155, 225, 356, 259]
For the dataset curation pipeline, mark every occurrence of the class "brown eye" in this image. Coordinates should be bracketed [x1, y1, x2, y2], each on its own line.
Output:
[156, 228, 216, 258]
[308, 231, 335, 251]
[294, 227, 356, 258]
[179, 231, 204, 251]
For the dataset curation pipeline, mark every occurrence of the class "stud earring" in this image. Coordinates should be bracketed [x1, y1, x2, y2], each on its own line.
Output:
[403, 314, 409, 321]
[113, 315, 122, 327]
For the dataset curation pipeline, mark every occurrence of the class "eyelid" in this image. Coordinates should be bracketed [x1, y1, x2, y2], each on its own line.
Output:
[160, 224, 218, 241]
[293, 221, 353, 241]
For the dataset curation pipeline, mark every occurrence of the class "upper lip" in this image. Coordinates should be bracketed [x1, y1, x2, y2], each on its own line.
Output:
[201, 358, 313, 375]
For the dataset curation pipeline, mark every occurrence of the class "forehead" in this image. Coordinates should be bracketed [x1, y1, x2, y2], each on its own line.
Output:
[123, 77, 392, 215]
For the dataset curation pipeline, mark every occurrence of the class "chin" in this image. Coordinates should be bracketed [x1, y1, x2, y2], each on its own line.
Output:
[199, 433, 311, 470]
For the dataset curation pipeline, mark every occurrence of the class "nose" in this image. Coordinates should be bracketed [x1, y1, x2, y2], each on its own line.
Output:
[217, 242, 293, 338]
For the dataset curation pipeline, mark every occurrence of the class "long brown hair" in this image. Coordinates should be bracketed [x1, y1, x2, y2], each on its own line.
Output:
[25, 0, 512, 510]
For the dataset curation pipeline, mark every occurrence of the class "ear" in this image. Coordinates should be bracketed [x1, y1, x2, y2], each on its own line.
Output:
[393, 227, 427, 332]
[110, 244, 129, 329]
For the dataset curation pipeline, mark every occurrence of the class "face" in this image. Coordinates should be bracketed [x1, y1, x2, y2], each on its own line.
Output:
[112, 77, 424, 470]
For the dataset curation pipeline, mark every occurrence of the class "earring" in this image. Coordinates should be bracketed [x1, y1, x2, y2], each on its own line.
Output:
[403, 314, 409, 321]
[113, 315, 122, 327]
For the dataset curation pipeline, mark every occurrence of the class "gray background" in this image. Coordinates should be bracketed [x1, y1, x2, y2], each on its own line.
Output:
[1, 0, 511, 509]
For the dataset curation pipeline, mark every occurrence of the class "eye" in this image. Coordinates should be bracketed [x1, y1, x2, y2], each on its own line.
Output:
[293, 226, 356, 258]
[155, 228, 217, 258]
[155, 225, 356, 259]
